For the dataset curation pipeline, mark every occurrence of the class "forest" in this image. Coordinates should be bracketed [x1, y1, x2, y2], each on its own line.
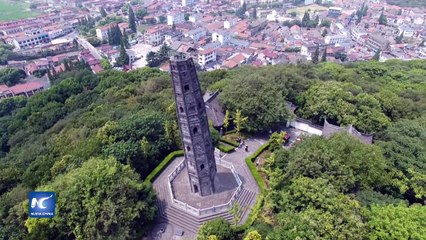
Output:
[0, 59, 425, 239]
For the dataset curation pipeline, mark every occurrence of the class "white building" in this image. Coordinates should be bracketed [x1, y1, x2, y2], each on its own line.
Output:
[398, 25, 415, 38]
[12, 32, 50, 50]
[185, 28, 207, 41]
[182, 0, 194, 6]
[96, 25, 113, 41]
[144, 26, 167, 46]
[212, 30, 231, 45]
[167, 12, 185, 26]
[198, 48, 216, 67]
[324, 34, 348, 44]
[224, 18, 238, 29]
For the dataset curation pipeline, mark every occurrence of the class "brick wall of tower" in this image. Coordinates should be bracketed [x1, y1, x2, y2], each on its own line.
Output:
[170, 55, 217, 196]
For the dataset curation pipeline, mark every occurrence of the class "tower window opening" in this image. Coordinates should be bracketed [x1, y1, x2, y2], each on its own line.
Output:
[179, 107, 184, 113]
[186, 146, 191, 151]
[200, 164, 205, 170]
[184, 85, 189, 92]
[193, 127, 198, 134]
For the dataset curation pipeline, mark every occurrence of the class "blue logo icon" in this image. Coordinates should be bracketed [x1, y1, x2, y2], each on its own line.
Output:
[29, 192, 56, 218]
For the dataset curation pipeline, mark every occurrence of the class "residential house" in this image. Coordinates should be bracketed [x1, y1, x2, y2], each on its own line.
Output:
[212, 30, 231, 45]
[185, 27, 207, 41]
[144, 25, 168, 46]
[198, 48, 216, 67]
[167, 12, 185, 26]
[366, 34, 390, 51]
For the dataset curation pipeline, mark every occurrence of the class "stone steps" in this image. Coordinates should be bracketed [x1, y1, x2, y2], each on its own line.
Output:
[155, 186, 256, 234]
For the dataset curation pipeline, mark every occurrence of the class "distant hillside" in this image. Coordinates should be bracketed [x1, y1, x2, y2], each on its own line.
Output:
[386, 0, 426, 8]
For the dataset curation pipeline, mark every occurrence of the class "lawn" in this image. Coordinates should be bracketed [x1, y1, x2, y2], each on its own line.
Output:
[286, 4, 328, 16]
[0, 0, 40, 21]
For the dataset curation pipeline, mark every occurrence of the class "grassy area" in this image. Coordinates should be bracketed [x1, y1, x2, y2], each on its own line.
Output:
[0, 0, 40, 21]
[286, 4, 328, 16]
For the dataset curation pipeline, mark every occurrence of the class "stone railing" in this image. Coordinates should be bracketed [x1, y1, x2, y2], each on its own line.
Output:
[167, 158, 243, 217]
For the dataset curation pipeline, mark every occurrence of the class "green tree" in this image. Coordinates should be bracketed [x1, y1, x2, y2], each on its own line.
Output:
[116, 42, 129, 67]
[244, 230, 262, 240]
[377, 117, 426, 202]
[321, 28, 328, 37]
[252, 7, 257, 19]
[321, 47, 327, 62]
[299, 81, 390, 133]
[122, 30, 130, 49]
[236, 2, 247, 19]
[301, 11, 310, 27]
[233, 109, 248, 137]
[100, 58, 112, 70]
[99, 7, 107, 17]
[24, 157, 156, 239]
[197, 218, 234, 240]
[220, 67, 292, 132]
[136, 8, 148, 20]
[128, 6, 137, 32]
[367, 203, 426, 239]
[312, 45, 320, 64]
[270, 134, 389, 193]
[268, 177, 367, 240]
[223, 110, 230, 130]
[395, 31, 404, 44]
[146, 51, 159, 67]
[0, 68, 26, 86]
[379, 11, 387, 25]
[373, 49, 381, 60]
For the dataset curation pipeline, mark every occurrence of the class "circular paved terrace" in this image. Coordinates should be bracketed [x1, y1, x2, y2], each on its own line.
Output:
[171, 165, 239, 209]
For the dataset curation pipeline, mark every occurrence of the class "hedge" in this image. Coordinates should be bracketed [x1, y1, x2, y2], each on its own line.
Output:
[235, 140, 270, 232]
[145, 150, 184, 183]
[219, 138, 239, 147]
[217, 143, 235, 153]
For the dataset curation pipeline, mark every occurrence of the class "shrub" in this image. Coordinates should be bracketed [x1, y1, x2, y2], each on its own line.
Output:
[217, 144, 235, 153]
[145, 150, 184, 183]
[219, 138, 239, 147]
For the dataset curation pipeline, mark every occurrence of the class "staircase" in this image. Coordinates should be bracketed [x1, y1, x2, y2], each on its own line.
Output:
[155, 185, 257, 234]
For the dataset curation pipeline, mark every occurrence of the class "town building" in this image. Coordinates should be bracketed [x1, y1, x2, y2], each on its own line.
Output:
[167, 12, 185, 26]
[198, 48, 216, 67]
[366, 34, 390, 51]
[144, 26, 168, 46]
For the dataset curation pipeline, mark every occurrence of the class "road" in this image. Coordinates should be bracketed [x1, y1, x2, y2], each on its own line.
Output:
[76, 36, 102, 60]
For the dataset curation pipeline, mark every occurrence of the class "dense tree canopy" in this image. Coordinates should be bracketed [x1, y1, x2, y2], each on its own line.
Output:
[0, 68, 26, 86]
[197, 218, 234, 240]
[1, 59, 426, 239]
[25, 157, 156, 239]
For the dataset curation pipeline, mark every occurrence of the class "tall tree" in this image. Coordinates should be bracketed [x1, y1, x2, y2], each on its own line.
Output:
[223, 110, 230, 130]
[122, 30, 130, 49]
[302, 11, 310, 27]
[378, 11, 387, 25]
[321, 47, 327, 62]
[252, 7, 257, 19]
[99, 7, 107, 17]
[233, 109, 248, 137]
[395, 31, 404, 44]
[128, 6, 137, 32]
[116, 42, 129, 67]
[312, 45, 320, 64]
[236, 2, 247, 19]
[373, 49, 381, 60]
